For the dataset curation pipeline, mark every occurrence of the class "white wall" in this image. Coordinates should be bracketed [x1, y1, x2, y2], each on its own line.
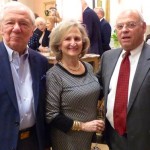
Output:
[57, 0, 82, 21]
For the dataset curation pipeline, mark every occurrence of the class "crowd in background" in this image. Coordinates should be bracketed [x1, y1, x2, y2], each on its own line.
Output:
[27, 0, 112, 56]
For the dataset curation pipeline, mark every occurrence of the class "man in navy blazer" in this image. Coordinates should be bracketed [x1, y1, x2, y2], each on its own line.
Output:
[97, 9, 150, 150]
[81, 0, 103, 56]
[0, 1, 50, 150]
[94, 7, 111, 51]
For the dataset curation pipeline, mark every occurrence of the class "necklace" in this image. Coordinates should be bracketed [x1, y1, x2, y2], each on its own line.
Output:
[59, 61, 81, 71]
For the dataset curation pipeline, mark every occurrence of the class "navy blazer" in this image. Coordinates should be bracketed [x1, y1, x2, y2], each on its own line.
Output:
[83, 7, 103, 55]
[0, 42, 50, 150]
[100, 18, 111, 51]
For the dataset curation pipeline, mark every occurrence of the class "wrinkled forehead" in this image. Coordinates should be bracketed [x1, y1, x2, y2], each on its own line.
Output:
[116, 10, 141, 23]
[0, 6, 34, 25]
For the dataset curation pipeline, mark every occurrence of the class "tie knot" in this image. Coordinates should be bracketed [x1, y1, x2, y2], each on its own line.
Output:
[124, 51, 130, 57]
[122, 51, 130, 62]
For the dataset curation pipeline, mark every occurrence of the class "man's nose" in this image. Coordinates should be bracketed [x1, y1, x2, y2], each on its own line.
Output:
[13, 23, 21, 31]
[122, 25, 130, 31]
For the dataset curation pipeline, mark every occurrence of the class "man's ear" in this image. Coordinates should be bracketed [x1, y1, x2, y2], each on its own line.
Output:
[0, 25, 2, 41]
[0, 24, 2, 35]
[30, 25, 36, 37]
[0, 24, 4, 36]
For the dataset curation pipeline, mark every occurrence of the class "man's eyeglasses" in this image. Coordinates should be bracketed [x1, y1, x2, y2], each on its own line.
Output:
[115, 21, 141, 30]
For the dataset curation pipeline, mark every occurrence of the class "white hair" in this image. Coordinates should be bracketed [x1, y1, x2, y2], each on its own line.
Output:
[0, 1, 35, 25]
[35, 17, 46, 26]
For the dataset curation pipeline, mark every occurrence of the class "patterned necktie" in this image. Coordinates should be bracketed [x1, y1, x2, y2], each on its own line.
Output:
[113, 52, 130, 135]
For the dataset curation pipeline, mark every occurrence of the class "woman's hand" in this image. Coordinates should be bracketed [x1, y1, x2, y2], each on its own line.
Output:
[80, 120, 105, 133]
[38, 45, 49, 52]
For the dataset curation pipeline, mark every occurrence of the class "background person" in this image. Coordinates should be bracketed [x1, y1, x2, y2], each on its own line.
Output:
[46, 20, 105, 150]
[97, 8, 150, 150]
[45, 13, 62, 54]
[28, 17, 50, 52]
[0, 1, 50, 150]
[145, 33, 150, 45]
[81, 0, 103, 56]
[94, 7, 111, 51]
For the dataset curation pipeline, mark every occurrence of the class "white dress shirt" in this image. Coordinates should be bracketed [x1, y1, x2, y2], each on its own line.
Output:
[106, 42, 143, 128]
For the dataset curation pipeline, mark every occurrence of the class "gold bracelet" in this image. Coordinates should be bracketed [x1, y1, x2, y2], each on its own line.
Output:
[72, 120, 81, 131]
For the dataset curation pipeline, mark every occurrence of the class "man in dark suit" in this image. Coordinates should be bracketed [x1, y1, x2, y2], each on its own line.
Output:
[81, 0, 103, 56]
[0, 1, 50, 150]
[97, 9, 150, 150]
[94, 7, 111, 51]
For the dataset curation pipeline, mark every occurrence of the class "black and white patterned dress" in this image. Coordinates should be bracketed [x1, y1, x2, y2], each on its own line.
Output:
[46, 62, 101, 150]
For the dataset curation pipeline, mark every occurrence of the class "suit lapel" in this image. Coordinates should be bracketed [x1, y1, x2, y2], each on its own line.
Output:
[28, 50, 40, 112]
[128, 43, 150, 113]
[0, 42, 19, 111]
[104, 49, 122, 108]
[105, 49, 122, 94]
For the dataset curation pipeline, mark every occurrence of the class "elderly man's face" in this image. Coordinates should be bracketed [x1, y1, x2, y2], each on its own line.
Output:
[115, 10, 146, 51]
[0, 8, 34, 54]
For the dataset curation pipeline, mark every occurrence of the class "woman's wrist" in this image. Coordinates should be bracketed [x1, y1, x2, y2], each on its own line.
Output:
[72, 120, 83, 131]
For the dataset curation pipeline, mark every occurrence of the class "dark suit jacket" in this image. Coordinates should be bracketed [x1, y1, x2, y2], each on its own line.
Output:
[97, 42, 150, 150]
[83, 7, 103, 55]
[0, 42, 50, 150]
[146, 34, 150, 42]
[100, 18, 111, 51]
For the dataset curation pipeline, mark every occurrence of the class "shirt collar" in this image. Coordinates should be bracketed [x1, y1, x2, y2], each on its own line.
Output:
[3, 41, 29, 62]
[100, 18, 104, 22]
[122, 41, 144, 58]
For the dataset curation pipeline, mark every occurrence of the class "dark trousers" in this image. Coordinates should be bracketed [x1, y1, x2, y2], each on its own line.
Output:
[17, 126, 39, 150]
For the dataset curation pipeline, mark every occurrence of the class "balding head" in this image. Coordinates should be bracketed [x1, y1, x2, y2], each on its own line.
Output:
[81, 0, 88, 11]
[94, 7, 105, 19]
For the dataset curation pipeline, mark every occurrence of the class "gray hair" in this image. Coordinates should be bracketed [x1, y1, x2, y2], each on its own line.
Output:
[35, 17, 46, 26]
[95, 7, 105, 17]
[50, 20, 90, 61]
[0, 1, 35, 25]
[116, 8, 145, 23]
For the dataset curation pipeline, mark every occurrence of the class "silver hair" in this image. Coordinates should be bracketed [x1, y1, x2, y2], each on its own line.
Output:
[116, 8, 145, 23]
[0, 1, 35, 25]
[35, 17, 46, 26]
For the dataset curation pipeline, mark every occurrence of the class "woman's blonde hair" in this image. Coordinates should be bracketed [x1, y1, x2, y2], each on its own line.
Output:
[50, 20, 90, 61]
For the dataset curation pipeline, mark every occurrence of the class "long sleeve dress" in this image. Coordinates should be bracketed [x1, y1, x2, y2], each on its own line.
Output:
[46, 62, 101, 150]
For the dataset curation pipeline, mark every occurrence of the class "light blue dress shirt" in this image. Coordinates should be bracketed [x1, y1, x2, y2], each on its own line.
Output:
[4, 43, 35, 130]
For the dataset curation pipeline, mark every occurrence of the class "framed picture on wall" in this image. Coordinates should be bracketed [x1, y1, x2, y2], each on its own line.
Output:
[94, 0, 110, 22]
[97, 0, 102, 7]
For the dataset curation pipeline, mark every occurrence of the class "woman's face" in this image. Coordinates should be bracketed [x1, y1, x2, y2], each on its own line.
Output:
[36, 21, 46, 32]
[46, 20, 54, 31]
[59, 26, 83, 59]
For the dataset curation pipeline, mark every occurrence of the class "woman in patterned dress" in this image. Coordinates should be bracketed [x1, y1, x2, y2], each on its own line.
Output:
[46, 20, 105, 150]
